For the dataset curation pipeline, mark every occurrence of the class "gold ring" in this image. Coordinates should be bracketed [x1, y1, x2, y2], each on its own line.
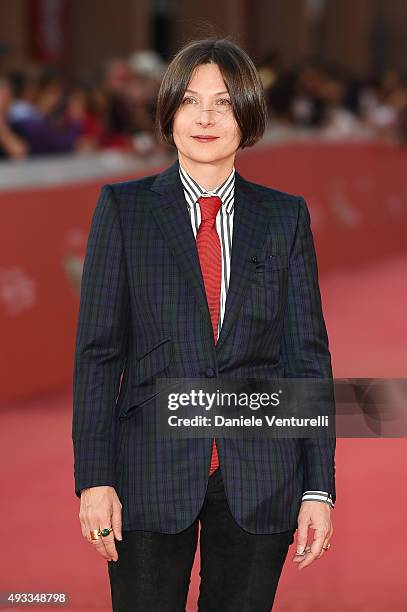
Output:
[322, 542, 331, 551]
[98, 527, 113, 537]
[90, 527, 113, 540]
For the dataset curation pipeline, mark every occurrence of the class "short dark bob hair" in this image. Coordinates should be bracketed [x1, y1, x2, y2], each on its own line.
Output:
[155, 37, 268, 150]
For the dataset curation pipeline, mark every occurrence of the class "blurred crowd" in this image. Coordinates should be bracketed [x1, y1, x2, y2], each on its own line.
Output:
[0, 50, 169, 160]
[260, 52, 407, 143]
[1, 48, 407, 161]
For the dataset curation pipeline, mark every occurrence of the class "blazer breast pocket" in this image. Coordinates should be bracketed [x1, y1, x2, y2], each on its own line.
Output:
[251, 254, 289, 286]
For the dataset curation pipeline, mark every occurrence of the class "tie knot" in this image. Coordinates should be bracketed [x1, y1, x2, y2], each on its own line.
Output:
[197, 195, 222, 221]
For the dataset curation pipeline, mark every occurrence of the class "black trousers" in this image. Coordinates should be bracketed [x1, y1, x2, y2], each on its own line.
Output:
[108, 468, 296, 611]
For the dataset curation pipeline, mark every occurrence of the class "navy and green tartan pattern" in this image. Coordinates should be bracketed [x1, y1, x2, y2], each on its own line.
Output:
[72, 158, 336, 534]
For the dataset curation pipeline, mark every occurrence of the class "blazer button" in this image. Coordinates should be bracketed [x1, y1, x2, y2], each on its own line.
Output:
[205, 367, 215, 377]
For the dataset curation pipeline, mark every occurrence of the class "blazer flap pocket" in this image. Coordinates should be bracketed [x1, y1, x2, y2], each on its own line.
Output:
[133, 336, 172, 386]
[119, 379, 174, 419]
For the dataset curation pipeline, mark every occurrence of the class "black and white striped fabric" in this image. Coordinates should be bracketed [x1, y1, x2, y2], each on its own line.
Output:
[179, 160, 334, 510]
[179, 161, 235, 341]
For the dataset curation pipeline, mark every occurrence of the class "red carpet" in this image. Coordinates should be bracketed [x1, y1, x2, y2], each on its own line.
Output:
[2, 254, 406, 610]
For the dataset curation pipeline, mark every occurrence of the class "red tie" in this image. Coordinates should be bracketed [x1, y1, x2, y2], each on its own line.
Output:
[196, 195, 222, 475]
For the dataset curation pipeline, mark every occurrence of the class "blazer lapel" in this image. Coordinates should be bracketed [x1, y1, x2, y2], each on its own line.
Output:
[149, 158, 272, 352]
[149, 159, 213, 330]
[215, 172, 272, 353]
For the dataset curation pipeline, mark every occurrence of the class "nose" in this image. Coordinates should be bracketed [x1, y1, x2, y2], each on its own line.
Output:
[195, 109, 215, 125]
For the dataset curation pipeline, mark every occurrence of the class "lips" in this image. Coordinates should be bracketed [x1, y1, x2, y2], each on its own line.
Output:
[192, 136, 219, 142]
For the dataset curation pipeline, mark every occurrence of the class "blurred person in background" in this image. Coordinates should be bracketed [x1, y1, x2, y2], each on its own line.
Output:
[7, 68, 82, 156]
[0, 76, 28, 159]
[257, 50, 282, 105]
[366, 69, 407, 141]
[128, 49, 170, 156]
[290, 61, 326, 128]
[396, 91, 407, 145]
[7, 67, 41, 123]
[65, 81, 106, 152]
[318, 66, 367, 139]
[103, 54, 164, 156]
[103, 58, 141, 150]
[258, 51, 306, 138]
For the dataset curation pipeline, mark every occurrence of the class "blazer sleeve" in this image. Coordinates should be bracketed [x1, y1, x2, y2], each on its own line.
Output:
[71, 184, 130, 498]
[279, 197, 336, 504]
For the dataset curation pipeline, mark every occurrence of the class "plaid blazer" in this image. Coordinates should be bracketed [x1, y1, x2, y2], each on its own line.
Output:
[72, 158, 336, 534]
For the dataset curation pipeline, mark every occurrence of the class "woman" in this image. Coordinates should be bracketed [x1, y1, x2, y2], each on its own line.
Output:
[73, 37, 335, 611]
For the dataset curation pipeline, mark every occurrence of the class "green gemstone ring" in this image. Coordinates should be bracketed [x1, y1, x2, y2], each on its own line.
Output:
[99, 527, 113, 537]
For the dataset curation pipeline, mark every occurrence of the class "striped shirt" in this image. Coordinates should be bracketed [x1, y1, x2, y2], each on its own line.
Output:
[178, 160, 235, 341]
[178, 159, 334, 510]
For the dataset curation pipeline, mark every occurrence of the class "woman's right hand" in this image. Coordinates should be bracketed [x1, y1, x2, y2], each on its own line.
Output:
[79, 486, 123, 562]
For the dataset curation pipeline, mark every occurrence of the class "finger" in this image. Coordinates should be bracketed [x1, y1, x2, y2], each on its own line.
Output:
[294, 520, 309, 557]
[79, 506, 94, 540]
[293, 544, 312, 564]
[83, 523, 97, 545]
[298, 529, 327, 569]
[79, 513, 88, 539]
[101, 532, 118, 561]
[310, 528, 327, 557]
[93, 537, 111, 561]
[90, 535, 111, 560]
[297, 547, 320, 570]
[317, 539, 329, 559]
[293, 547, 310, 563]
[316, 521, 333, 559]
[85, 523, 112, 560]
[111, 503, 123, 542]
[318, 526, 333, 559]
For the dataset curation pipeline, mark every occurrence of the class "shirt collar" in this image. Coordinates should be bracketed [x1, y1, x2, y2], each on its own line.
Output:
[178, 160, 235, 215]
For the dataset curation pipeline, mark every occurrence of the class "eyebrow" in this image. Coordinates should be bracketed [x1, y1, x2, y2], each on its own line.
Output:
[184, 89, 230, 95]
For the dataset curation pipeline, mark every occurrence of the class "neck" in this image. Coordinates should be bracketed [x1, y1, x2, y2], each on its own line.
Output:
[178, 152, 234, 191]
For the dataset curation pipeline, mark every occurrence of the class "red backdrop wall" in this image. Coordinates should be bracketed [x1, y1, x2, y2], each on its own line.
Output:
[1, 142, 406, 400]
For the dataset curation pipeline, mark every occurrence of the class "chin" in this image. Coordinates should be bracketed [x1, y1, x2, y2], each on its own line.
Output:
[185, 147, 219, 158]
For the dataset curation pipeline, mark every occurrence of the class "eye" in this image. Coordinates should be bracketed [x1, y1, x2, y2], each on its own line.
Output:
[217, 98, 231, 105]
[182, 96, 195, 104]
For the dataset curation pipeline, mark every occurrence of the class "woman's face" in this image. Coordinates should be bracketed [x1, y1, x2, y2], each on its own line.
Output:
[172, 63, 241, 166]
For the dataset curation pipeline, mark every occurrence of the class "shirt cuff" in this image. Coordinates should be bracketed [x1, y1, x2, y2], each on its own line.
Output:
[302, 490, 335, 509]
